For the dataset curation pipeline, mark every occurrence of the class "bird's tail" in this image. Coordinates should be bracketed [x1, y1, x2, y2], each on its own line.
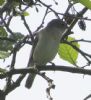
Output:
[25, 35, 38, 89]
[25, 73, 36, 89]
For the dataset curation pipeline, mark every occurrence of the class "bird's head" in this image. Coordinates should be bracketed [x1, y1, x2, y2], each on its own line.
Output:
[46, 19, 67, 30]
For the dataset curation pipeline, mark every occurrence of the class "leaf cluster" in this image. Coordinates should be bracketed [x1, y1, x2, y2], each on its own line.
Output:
[0, 0, 91, 100]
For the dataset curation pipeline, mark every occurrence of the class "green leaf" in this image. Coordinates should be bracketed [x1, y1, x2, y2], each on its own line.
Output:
[0, 68, 7, 74]
[0, 0, 5, 6]
[14, 32, 24, 40]
[0, 27, 13, 51]
[9, 32, 24, 41]
[22, 11, 30, 16]
[58, 37, 80, 65]
[71, 0, 91, 9]
[0, 51, 10, 59]
[0, 40, 13, 51]
[0, 32, 24, 52]
[12, 0, 20, 7]
[80, 0, 91, 9]
[0, 27, 8, 37]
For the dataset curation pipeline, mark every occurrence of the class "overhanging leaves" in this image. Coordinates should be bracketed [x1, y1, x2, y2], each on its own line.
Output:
[0, 0, 5, 6]
[0, 31, 24, 57]
[22, 11, 30, 16]
[0, 27, 13, 52]
[9, 32, 24, 41]
[0, 27, 8, 37]
[58, 37, 80, 65]
[0, 51, 10, 59]
[0, 67, 7, 74]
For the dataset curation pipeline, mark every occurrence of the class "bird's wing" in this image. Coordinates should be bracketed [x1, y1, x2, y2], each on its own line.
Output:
[27, 32, 39, 67]
[25, 33, 39, 89]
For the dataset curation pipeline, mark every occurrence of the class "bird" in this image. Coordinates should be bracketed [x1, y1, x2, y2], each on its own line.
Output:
[25, 19, 67, 89]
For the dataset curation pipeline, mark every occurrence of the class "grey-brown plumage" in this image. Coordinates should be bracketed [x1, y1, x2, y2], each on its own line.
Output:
[25, 19, 67, 89]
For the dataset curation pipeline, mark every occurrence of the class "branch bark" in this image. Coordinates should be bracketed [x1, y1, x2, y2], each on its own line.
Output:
[0, 65, 91, 79]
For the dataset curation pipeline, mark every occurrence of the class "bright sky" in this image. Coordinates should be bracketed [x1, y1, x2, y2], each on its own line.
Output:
[0, 0, 91, 100]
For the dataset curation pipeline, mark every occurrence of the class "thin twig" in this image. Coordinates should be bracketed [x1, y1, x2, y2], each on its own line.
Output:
[21, 15, 34, 42]
[38, 72, 55, 100]
[62, 7, 88, 39]
[84, 94, 91, 100]
[70, 39, 91, 43]
[35, 7, 49, 32]
[38, 0, 60, 18]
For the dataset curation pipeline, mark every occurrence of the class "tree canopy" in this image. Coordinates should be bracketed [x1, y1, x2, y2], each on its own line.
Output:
[0, 0, 91, 100]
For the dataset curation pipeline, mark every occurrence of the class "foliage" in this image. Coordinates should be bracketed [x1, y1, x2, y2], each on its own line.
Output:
[0, 0, 5, 6]
[0, 67, 7, 74]
[58, 37, 80, 65]
[0, 0, 91, 100]
[0, 28, 24, 58]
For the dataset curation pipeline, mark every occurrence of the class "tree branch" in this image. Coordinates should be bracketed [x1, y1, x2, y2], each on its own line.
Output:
[1, 65, 91, 79]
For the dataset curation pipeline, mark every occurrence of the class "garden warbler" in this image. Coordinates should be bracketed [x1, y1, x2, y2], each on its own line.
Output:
[25, 19, 67, 89]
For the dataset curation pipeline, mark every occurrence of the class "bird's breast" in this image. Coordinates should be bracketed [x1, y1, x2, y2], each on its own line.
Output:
[33, 34, 60, 65]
